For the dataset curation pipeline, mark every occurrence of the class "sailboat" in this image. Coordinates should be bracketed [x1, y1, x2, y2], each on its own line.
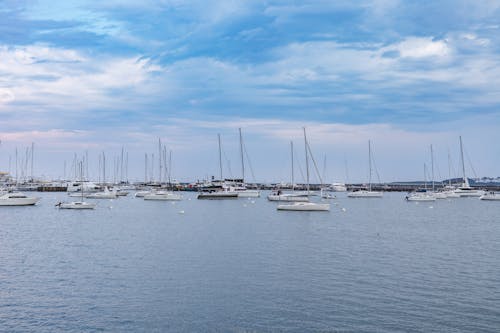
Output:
[197, 134, 238, 199]
[453, 136, 484, 197]
[57, 162, 96, 209]
[277, 128, 330, 211]
[267, 141, 309, 202]
[406, 164, 436, 202]
[226, 128, 260, 198]
[348, 140, 383, 198]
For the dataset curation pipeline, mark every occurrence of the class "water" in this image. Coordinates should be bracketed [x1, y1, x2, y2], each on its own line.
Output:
[1, 191, 499, 332]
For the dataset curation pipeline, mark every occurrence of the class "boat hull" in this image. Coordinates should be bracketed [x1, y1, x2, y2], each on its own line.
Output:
[0, 197, 40, 206]
[197, 192, 238, 199]
[144, 193, 182, 201]
[277, 203, 330, 211]
[267, 195, 309, 202]
[347, 191, 383, 198]
[58, 202, 96, 209]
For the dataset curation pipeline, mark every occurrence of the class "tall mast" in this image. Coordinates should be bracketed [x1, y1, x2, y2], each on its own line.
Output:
[303, 127, 310, 193]
[31, 142, 34, 181]
[424, 163, 427, 190]
[145, 153, 148, 183]
[447, 148, 452, 187]
[291, 141, 294, 191]
[120, 146, 124, 183]
[430, 144, 435, 191]
[239, 128, 245, 182]
[368, 140, 372, 191]
[158, 138, 162, 184]
[168, 150, 172, 187]
[459, 136, 467, 186]
[218, 133, 223, 181]
[102, 152, 106, 185]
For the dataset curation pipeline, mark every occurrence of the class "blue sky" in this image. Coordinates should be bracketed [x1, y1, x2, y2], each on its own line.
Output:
[1, 0, 500, 183]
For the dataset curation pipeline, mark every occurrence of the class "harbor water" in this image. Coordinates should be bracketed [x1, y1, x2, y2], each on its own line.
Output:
[1, 191, 499, 332]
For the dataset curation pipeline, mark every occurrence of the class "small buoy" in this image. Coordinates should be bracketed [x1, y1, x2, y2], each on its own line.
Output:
[341, 208, 346, 212]
[429, 206, 434, 209]
[179, 210, 185, 214]
[188, 198, 192, 201]
[251, 200, 255, 204]
[109, 206, 113, 209]
[334, 202, 339, 206]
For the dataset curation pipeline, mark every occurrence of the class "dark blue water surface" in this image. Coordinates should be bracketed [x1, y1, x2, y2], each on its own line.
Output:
[1, 191, 499, 332]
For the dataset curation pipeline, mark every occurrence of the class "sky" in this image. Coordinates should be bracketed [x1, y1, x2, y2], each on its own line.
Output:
[1, 0, 500, 183]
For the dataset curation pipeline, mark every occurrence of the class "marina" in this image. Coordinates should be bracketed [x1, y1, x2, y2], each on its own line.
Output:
[1, 190, 499, 332]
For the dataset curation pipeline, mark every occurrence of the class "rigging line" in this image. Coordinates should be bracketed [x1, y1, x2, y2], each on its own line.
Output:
[464, 148, 478, 179]
[243, 145, 256, 182]
[306, 140, 324, 185]
[370, 148, 382, 184]
[222, 148, 233, 179]
[295, 152, 306, 185]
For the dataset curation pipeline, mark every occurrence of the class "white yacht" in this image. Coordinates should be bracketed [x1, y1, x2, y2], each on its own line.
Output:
[66, 181, 100, 193]
[86, 187, 117, 199]
[348, 190, 383, 198]
[197, 191, 238, 199]
[0, 192, 40, 206]
[405, 192, 436, 202]
[267, 192, 309, 202]
[479, 191, 500, 201]
[331, 182, 347, 192]
[144, 191, 182, 201]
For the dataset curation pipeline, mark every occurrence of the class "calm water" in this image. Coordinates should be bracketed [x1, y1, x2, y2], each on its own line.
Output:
[1, 191, 499, 332]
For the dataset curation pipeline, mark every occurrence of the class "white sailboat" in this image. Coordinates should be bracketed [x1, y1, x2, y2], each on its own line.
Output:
[453, 136, 484, 197]
[268, 141, 309, 202]
[406, 164, 436, 202]
[348, 140, 383, 198]
[57, 162, 96, 209]
[277, 128, 330, 211]
[197, 134, 239, 200]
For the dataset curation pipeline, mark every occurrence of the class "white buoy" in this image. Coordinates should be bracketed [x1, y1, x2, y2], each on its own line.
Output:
[179, 210, 185, 214]
[341, 208, 346, 212]
[429, 206, 434, 209]
[109, 206, 113, 209]
[251, 200, 255, 204]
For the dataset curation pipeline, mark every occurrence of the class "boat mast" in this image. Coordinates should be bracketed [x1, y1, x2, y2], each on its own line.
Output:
[459, 136, 467, 187]
[218, 133, 223, 181]
[239, 128, 245, 183]
[430, 144, 435, 192]
[291, 141, 294, 191]
[447, 148, 452, 187]
[303, 127, 310, 194]
[368, 140, 372, 191]
[158, 138, 162, 184]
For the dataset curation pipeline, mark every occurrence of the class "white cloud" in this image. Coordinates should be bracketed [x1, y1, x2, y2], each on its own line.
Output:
[385, 37, 451, 59]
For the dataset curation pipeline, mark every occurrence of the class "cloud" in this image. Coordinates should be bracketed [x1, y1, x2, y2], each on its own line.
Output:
[385, 37, 451, 59]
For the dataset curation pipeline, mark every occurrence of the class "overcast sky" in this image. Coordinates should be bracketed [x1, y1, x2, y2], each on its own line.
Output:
[1, 0, 500, 183]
